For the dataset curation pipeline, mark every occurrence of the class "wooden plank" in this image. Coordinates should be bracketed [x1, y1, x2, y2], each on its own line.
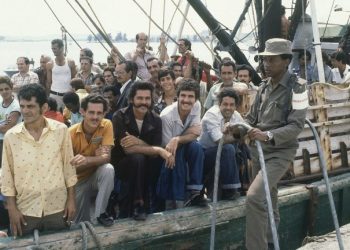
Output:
[296, 140, 318, 157]
[330, 134, 350, 150]
[293, 157, 321, 177]
[323, 86, 350, 103]
[326, 106, 350, 120]
[328, 122, 350, 134]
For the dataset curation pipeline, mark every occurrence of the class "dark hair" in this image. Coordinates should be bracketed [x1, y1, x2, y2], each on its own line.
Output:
[128, 81, 154, 106]
[136, 33, 148, 41]
[280, 5, 286, 16]
[80, 56, 93, 64]
[170, 62, 182, 69]
[47, 97, 58, 112]
[18, 84, 47, 108]
[146, 57, 163, 67]
[81, 94, 108, 112]
[63, 92, 80, 106]
[103, 67, 115, 75]
[237, 64, 253, 77]
[219, 61, 236, 73]
[217, 88, 240, 106]
[81, 48, 94, 58]
[0, 75, 13, 89]
[280, 54, 293, 61]
[178, 38, 192, 51]
[51, 39, 64, 48]
[103, 85, 118, 96]
[70, 78, 85, 90]
[158, 69, 176, 81]
[17, 57, 30, 65]
[176, 78, 200, 100]
[118, 60, 135, 74]
[92, 74, 105, 84]
[331, 51, 347, 64]
[298, 50, 311, 60]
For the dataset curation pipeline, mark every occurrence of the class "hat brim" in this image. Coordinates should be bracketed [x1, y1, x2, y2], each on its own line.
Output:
[258, 51, 292, 56]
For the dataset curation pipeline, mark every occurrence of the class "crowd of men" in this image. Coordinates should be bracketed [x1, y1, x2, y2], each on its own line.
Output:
[1, 32, 348, 249]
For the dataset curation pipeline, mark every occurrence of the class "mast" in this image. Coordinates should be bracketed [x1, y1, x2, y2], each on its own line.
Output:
[187, 0, 261, 84]
[173, 3, 190, 55]
[230, 0, 253, 40]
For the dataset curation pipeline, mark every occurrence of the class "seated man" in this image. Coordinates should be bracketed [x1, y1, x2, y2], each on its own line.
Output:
[199, 88, 243, 200]
[69, 94, 115, 226]
[111, 81, 173, 220]
[158, 79, 207, 209]
[1, 84, 76, 237]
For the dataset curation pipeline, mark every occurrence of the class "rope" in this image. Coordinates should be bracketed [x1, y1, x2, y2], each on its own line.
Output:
[43, 0, 81, 49]
[148, 0, 153, 47]
[85, 0, 109, 38]
[79, 222, 88, 250]
[65, 0, 111, 55]
[84, 221, 103, 250]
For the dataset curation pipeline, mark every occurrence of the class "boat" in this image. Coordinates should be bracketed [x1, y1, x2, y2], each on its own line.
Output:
[1, 1, 350, 249]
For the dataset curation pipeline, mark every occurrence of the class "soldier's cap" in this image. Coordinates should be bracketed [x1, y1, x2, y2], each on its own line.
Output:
[259, 38, 292, 56]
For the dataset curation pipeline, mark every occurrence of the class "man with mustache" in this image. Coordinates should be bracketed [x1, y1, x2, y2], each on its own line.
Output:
[69, 94, 115, 227]
[158, 78, 207, 209]
[111, 82, 174, 220]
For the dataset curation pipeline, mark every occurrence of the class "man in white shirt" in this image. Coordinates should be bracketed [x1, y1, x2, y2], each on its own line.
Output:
[199, 88, 243, 200]
[331, 51, 350, 84]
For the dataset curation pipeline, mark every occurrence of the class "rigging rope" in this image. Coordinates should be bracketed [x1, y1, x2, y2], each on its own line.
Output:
[85, 0, 109, 38]
[43, 0, 82, 49]
[65, 0, 111, 55]
[148, 0, 153, 47]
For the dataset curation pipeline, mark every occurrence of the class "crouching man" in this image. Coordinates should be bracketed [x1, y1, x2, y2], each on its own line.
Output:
[69, 94, 115, 226]
[199, 88, 243, 200]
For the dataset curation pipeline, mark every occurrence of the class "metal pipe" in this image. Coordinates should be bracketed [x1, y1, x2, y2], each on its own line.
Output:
[209, 137, 224, 250]
[305, 118, 344, 250]
[43, 0, 82, 49]
[310, 0, 325, 82]
[173, 2, 190, 55]
[148, 0, 153, 47]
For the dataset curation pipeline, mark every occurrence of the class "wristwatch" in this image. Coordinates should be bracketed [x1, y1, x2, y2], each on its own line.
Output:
[265, 131, 274, 141]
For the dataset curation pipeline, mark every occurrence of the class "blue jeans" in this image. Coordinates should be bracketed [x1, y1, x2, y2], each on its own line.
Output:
[203, 144, 241, 189]
[157, 141, 204, 201]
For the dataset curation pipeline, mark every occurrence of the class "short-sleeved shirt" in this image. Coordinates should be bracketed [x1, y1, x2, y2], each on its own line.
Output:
[124, 49, 154, 80]
[69, 119, 114, 181]
[0, 98, 21, 140]
[199, 105, 243, 149]
[11, 71, 39, 87]
[332, 64, 350, 84]
[160, 101, 201, 147]
[1, 118, 77, 217]
[204, 82, 241, 110]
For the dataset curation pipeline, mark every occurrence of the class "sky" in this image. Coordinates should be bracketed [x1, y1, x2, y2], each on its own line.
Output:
[0, 0, 350, 39]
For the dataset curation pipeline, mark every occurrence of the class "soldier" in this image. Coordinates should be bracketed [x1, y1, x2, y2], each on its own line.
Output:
[244, 38, 308, 250]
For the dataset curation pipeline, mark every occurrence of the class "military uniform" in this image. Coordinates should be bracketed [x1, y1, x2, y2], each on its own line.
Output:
[245, 71, 308, 249]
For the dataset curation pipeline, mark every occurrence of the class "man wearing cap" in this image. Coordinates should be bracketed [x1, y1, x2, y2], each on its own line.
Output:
[244, 38, 308, 250]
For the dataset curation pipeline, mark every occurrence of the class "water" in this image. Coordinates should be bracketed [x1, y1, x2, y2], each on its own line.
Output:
[0, 40, 256, 72]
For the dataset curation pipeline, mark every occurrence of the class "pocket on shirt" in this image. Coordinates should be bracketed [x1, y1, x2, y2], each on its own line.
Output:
[264, 101, 284, 123]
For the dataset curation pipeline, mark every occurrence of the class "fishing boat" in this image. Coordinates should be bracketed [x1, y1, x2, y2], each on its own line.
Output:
[1, 0, 350, 249]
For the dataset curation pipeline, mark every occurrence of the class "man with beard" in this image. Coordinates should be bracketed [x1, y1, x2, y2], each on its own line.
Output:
[125, 32, 155, 80]
[158, 79, 207, 209]
[47, 39, 77, 110]
[199, 88, 243, 200]
[245, 38, 308, 250]
[69, 94, 115, 226]
[111, 82, 173, 220]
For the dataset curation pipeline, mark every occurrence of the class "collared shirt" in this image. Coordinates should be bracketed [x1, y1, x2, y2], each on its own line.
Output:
[160, 101, 201, 147]
[76, 89, 89, 102]
[331, 64, 350, 84]
[11, 71, 39, 87]
[125, 49, 154, 80]
[153, 95, 177, 114]
[1, 118, 77, 217]
[199, 105, 243, 149]
[291, 63, 313, 83]
[204, 81, 240, 110]
[69, 119, 114, 181]
[119, 79, 132, 95]
[75, 71, 96, 86]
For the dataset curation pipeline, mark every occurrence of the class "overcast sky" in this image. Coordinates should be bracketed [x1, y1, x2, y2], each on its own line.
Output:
[0, 0, 349, 38]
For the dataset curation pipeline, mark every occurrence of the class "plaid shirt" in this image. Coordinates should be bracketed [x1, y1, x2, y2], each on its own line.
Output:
[11, 71, 39, 87]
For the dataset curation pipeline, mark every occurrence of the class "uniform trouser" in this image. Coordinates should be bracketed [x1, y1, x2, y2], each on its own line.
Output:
[245, 155, 290, 250]
[22, 211, 67, 236]
[157, 141, 204, 201]
[74, 164, 115, 223]
[203, 144, 241, 189]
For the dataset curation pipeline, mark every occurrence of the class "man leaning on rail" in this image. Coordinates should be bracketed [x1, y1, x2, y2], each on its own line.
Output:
[244, 38, 308, 250]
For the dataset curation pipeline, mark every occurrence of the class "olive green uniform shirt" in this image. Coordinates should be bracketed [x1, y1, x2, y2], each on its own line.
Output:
[246, 71, 308, 161]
